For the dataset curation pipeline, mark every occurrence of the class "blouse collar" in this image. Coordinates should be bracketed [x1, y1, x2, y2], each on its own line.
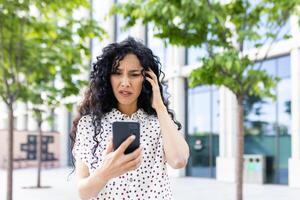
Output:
[104, 108, 148, 123]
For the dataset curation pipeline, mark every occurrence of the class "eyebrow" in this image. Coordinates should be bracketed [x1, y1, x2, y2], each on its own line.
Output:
[115, 68, 143, 73]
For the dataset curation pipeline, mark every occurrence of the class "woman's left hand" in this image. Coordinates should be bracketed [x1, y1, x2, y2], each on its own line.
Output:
[145, 68, 166, 111]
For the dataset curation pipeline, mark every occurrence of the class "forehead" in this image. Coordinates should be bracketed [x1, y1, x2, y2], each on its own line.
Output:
[117, 54, 142, 70]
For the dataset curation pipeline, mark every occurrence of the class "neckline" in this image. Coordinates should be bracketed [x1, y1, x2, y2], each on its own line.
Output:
[105, 108, 147, 123]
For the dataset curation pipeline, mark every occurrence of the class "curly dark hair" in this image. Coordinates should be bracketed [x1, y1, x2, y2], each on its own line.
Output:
[70, 37, 181, 169]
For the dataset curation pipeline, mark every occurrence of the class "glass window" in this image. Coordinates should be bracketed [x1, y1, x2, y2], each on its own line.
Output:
[243, 13, 290, 50]
[277, 55, 291, 79]
[245, 55, 291, 136]
[277, 77, 291, 184]
[187, 85, 219, 178]
[188, 86, 219, 135]
[244, 55, 291, 184]
[260, 58, 276, 77]
[277, 79, 291, 135]
[245, 98, 276, 136]
[116, 16, 132, 42]
[186, 47, 207, 66]
[146, 23, 169, 69]
[188, 90, 210, 135]
[116, 0, 133, 42]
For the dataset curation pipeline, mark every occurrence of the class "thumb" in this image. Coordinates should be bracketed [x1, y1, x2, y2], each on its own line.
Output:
[104, 136, 113, 155]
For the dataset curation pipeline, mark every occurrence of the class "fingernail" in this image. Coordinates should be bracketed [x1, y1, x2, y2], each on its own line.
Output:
[130, 135, 136, 140]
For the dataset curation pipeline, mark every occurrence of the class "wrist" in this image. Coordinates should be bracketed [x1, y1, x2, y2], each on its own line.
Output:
[93, 167, 110, 183]
[156, 104, 167, 114]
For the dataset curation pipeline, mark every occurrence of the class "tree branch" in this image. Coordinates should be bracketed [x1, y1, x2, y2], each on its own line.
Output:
[13, 16, 26, 100]
[0, 92, 9, 105]
[252, 6, 291, 68]
[244, 6, 292, 96]
[206, 0, 229, 47]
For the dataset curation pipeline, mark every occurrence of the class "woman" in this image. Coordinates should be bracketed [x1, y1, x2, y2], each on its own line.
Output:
[71, 37, 189, 200]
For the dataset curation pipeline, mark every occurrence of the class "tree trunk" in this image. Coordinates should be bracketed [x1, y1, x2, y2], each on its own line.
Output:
[7, 103, 14, 200]
[37, 120, 43, 188]
[236, 96, 244, 200]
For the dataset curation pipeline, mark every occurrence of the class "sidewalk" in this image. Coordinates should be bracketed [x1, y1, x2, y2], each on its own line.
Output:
[1, 168, 299, 200]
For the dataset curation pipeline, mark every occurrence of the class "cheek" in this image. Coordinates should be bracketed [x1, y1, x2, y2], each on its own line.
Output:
[135, 79, 144, 93]
[110, 77, 118, 92]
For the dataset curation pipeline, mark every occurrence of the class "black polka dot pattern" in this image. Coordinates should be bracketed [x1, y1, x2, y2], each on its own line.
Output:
[73, 108, 173, 200]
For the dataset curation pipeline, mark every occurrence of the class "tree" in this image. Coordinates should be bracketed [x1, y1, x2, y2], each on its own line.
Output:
[0, 0, 104, 199]
[111, 0, 300, 199]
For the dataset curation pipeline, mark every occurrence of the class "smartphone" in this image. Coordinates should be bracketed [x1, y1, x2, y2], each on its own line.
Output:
[112, 121, 140, 154]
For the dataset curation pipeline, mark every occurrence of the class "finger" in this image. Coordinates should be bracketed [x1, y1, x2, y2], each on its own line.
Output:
[123, 145, 142, 162]
[146, 70, 158, 83]
[104, 136, 113, 155]
[116, 135, 136, 155]
[147, 68, 155, 75]
[146, 77, 160, 93]
[130, 154, 143, 170]
[123, 154, 142, 171]
[145, 76, 155, 86]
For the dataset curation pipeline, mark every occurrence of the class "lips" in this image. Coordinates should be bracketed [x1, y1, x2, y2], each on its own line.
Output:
[119, 90, 133, 97]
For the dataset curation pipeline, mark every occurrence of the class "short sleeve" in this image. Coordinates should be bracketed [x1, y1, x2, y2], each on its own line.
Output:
[72, 115, 95, 168]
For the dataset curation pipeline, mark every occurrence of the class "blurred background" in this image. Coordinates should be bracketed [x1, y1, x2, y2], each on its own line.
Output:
[1, 0, 300, 200]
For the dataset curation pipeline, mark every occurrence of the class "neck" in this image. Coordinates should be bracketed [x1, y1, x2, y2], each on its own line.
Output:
[117, 103, 138, 117]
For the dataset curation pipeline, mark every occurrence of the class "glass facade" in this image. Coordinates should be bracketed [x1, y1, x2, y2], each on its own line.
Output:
[186, 85, 219, 178]
[146, 23, 169, 69]
[244, 55, 291, 184]
[186, 0, 291, 65]
[112, 3, 292, 184]
[243, 0, 291, 50]
[186, 55, 291, 184]
[115, 0, 134, 42]
[186, 46, 207, 65]
[115, 10, 169, 69]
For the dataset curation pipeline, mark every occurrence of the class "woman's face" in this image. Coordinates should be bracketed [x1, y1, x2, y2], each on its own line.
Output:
[110, 53, 144, 108]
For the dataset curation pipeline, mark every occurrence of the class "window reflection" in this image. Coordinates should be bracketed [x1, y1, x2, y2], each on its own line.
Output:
[187, 85, 219, 178]
[245, 97, 276, 136]
[244, 1, 291, 50]
[277, 55, 291, 79]
[188, 86, 219, 135]
[146, 23, 169, 69]
[244, 55, 291, 136]
[244, 55, 291, 184]
[116, 0, 133, 42]
[186, 47, 207, 65]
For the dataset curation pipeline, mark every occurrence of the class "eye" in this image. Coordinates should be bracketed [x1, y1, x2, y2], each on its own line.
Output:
[112, 71, 122, 75]
[131, 73, 141, 77]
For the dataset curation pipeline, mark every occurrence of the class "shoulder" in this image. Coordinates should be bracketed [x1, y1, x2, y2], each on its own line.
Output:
[145, 114, 160, 128]
[77, 114, 93, 129]
[137, 108, 156, 123]
[147, 114, 158, 122]
[78, 114, 93, 123]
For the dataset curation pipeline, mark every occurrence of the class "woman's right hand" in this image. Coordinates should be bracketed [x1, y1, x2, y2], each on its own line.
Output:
[95, 135, 143, 181]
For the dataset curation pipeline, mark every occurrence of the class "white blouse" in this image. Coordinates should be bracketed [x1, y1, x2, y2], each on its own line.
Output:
[73, 108, 173, 200]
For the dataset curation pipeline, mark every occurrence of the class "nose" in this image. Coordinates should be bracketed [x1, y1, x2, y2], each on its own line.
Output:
[120, 75, 130, 87]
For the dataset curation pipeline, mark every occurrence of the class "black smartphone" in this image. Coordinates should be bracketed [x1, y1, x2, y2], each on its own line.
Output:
[112, 121, 140, 154]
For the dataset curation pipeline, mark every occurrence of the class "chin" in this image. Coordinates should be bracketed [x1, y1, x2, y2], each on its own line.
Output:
[116, 98, 136, 106]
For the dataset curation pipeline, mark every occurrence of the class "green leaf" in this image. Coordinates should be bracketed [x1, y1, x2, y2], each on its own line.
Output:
[0, 0, 105, 122]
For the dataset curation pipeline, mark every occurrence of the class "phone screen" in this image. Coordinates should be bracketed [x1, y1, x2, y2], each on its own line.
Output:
[112, 121, 140, 154]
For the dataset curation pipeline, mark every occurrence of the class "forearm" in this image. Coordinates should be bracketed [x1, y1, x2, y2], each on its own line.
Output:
[156, 106, 190, 169]
[77, 169, 108, 200]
